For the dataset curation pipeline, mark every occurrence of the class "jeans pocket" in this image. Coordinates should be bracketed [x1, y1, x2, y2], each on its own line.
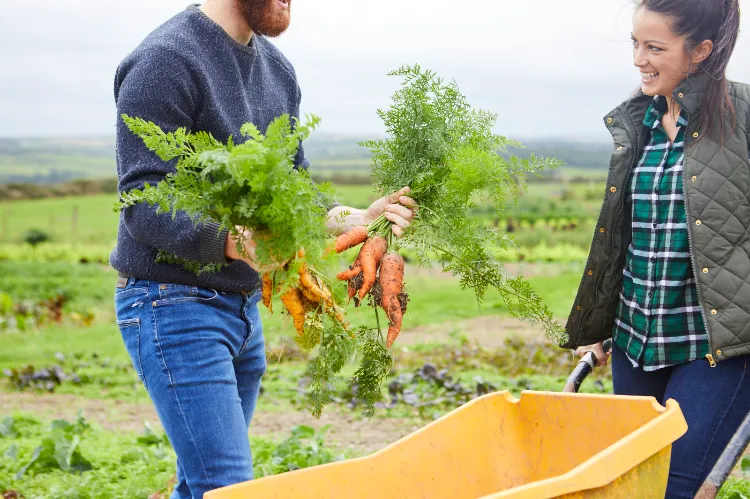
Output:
[115, 285, 149, 300]
[117, 317, 145, 384]
[153, 283, 218, 306]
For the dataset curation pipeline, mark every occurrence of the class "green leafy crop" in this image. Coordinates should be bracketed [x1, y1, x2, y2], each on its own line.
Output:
[115, 113, 390, 417]
[359, 64, 567, 344]
[115, 113, 335, 284]
[15, 415, 92, 479]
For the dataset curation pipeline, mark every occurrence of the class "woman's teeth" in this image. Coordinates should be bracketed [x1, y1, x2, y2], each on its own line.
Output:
[642, 72, 659, 82]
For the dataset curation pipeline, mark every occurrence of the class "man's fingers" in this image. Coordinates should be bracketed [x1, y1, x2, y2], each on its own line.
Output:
[398, 195, 418, 209]
[392, 225, 404, 238]
[385, 212, 411, 230]
[387, 186, 411, 203]
[386, 204, 414, 220]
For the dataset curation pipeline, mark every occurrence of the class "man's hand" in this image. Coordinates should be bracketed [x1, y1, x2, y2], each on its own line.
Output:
[327, 186, 417, 237]
[225, 227, 286, 273]
[364, 186, 417, 238]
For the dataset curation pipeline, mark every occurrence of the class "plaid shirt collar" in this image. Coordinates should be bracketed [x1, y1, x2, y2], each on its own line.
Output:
[644, 96, 689, 131]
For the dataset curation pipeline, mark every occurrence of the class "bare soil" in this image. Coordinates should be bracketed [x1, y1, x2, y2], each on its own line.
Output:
[396, 314, 548, 348]
[0, 392, 418, 456]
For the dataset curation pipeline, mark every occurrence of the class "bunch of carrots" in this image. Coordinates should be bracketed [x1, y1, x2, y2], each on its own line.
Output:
[333, 216, 408, 349]
[261, 249, 348, 336]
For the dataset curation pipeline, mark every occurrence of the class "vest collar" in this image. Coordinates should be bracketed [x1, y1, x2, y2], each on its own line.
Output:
[603, 72, 713, 133]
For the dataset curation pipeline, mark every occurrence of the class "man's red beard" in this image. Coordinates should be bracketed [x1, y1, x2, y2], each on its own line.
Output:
[238, 0, 291, 37]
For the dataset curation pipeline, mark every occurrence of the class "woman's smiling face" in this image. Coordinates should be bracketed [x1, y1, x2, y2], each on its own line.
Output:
[631, 7, 694, 98]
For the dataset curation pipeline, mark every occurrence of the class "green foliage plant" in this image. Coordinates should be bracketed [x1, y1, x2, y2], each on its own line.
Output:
[359, 65, 567, 344]
[115, 114, 382, 417]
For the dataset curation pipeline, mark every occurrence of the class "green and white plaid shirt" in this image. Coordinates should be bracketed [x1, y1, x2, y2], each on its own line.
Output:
[612, 96, 710, 371]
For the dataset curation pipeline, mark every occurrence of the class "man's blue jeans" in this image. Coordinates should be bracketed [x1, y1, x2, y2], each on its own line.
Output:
[114, 278, 266, 499]
[611, 343, 750, 498]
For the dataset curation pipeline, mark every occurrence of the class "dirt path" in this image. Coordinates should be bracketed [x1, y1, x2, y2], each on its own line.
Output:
[405, 262, 581, 280]
[395, 314, 548, 348]
[0, 315, 549, 456]
[0, 391, 418, 455]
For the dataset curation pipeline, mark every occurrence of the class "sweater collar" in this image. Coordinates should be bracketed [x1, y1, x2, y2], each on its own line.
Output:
[187, 4, 258, 56]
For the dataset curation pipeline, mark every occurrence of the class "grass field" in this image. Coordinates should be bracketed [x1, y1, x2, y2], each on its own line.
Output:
[0, 186, 382, 245]
[1, 181, 748, 498]
[0, 194, 119, 245]
[0, 136, 117, 185]
[0, 182, 605, 245]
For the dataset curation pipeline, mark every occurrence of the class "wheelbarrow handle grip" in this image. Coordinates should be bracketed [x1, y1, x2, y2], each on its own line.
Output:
[562, 339, 612, 393]
[694, 408, 750, 499]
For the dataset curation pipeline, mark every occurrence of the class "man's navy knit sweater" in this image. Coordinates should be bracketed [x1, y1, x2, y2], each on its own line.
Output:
[110, 4, 309, 293]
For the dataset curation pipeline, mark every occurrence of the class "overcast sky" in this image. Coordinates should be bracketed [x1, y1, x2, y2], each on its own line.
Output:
[1, 0, 748, 142]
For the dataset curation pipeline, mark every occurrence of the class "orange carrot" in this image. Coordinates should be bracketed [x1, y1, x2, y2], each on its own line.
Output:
[297, 262, 333, 309]
[261, 273, 273, 313]
[379, 252, 405, 348]
[384, 295, 403, 349]
[358, 236, 388, 300]
[298, 283, 321, 307]
[280, 288, 306, 336]
[334, 226, 368, 253]
[337, 265, 361, 281]
[337, 251, 362, 281]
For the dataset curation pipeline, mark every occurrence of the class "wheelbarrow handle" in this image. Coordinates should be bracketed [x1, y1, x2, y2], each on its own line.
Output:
[694, 408, 750, 499]
[562, 339, 612, 393]
[560, 339, 750, 498]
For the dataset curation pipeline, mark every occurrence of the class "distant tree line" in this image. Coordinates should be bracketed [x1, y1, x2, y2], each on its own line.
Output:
[0, 178, 119, 202]
[503, 141, 612, 169]
[0, 174, 372, 202]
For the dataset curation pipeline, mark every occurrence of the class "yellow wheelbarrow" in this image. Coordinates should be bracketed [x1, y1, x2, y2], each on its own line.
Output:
[203, 339, 738, 498]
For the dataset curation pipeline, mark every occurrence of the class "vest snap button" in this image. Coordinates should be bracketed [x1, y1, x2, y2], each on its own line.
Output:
[599, 227, 605, 233]
[587, 270, 593, 276]
[691, 175, 697, 181]
[717, 349, 722, 356]
[696, 220, 702, 226]
[607, 117, 613, 125]
[693, 132, 699, 138]
[711, 309, 717, 315]
[702, 268, 709, 274]
[678, 92, 684, 98]
[610, 186, 617, 193]
[616, 146, 623, 151]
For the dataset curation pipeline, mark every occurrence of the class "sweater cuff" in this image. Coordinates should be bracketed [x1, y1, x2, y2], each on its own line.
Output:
[197, 221, 230, 264]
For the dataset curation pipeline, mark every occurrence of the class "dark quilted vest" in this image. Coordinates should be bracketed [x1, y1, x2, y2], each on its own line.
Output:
[563, 73, 750, 366]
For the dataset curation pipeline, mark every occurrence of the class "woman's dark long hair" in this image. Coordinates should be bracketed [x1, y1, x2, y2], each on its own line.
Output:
[638, 0, 741, 141]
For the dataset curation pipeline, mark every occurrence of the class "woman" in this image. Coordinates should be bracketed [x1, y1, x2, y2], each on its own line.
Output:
[566, 0, 749, 497]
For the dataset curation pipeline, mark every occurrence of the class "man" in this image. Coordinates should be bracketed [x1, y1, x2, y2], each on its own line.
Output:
[110, 1, 415, 497]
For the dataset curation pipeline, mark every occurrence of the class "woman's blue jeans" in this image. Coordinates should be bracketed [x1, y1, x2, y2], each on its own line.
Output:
[114, 278, 266, 499]
[611, 343, 750, 498]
